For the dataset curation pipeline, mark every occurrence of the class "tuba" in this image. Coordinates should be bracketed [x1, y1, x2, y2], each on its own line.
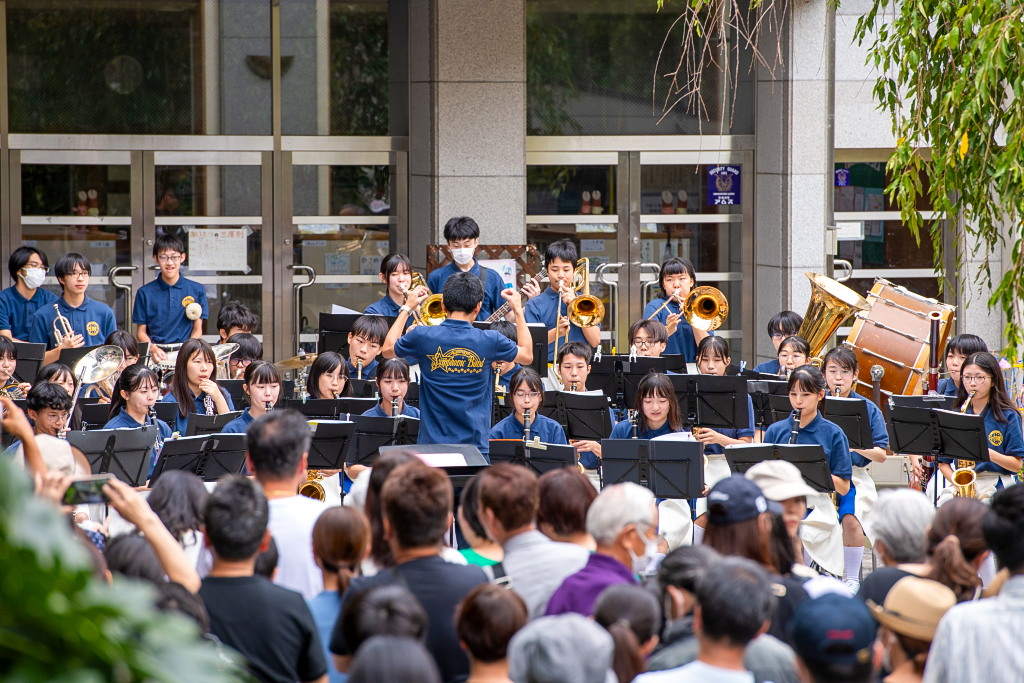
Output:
[798, 272, 871, 362]
[683, 287, 728, 332]
[299, 469, 326, 501]
[952, 391, 978, 498]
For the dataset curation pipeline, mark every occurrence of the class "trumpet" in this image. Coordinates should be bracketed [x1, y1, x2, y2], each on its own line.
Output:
[952, 390, 978, 497]
[52, 304, 75, 346]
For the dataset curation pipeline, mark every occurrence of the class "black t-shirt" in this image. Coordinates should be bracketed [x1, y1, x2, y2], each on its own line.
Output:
[330, 555, 487, 683]
[199, 575, 327, 683]
[857, 567, 912, 606]
[768, 573, 810, 648]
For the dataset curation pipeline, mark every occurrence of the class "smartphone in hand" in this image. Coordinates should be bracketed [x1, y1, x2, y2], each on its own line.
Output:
[63, 474, 115, 506]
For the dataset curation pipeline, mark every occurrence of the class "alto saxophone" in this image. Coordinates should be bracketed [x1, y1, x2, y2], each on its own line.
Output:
[952, 391, 977, 498]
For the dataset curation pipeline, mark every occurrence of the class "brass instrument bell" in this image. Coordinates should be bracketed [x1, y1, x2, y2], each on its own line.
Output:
[52, 304, 75, 346]
[952, 391, 978, 497]
[299, 469, 326, 501]
[798, 272, 871, 360]
[682, 286, 729, 332]
[62, 345, 125, 436]
[212, 342, 240, 380]
[566, 259, 605, 329]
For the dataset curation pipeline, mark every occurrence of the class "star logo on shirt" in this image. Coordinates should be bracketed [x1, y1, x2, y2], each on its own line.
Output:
[427, 347, 485, 374]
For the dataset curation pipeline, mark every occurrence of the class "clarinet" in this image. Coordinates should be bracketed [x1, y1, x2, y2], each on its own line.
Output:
[789, 408, 802, 444]
[265, 400, 272, 413]
[392, 395, 400, 417]
[203, 392, 215, 415]
[149, 406, 164, 457]
[523, 408, 532, 443]
[630, 410, 639, 439]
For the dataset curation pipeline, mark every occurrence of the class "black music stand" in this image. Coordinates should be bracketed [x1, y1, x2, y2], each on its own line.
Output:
[724, 443, 836, 496]
[286, 397, 378, 419]
[79, 397, 103, 405]
[489, 439, 577, 476]
[663, 354, 689, 374]
[135, 342, 150, 365]
[68, 427, 160, 487]
[379, 443, 489, 466]
[317, 313, 396, 361]
[406, 382, 419, 409]
[473, 322, 549, 377]
[823, 396, 874, 449]
[350, 415, 419, 465]
[889, 394, 958, 411]
[766, 395, 794, 426]
[13, 342, 45, 383]
[59, 344, 104, 370]
[150, 434, 248, 484]
[79, 403, 114, 429]
[350, 378, 378, 398]
[154, 402, 180, 427]
[600, 438, 704, 499]
[670, 374, 750, 430]
[548, 391, 615, 441]
[186, 411, 244, 436]
[747, 380, 789, 430]
[309, 421, 355, 469]
[587, 356, 667, 410]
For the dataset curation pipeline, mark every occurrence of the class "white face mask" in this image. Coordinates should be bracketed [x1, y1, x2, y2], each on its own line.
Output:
[20, 267, 46, 289]
[451, 247, 475, 266]
[627, 526, 662, 575]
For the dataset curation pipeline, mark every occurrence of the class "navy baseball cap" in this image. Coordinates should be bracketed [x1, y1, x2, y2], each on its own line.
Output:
[789, 593, 877, 667]
[706, 474, 782, 524]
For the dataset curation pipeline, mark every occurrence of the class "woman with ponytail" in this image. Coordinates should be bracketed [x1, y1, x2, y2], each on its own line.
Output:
[925, 497, 991, 601]
[309, 506, 369, 683]
[593, 584, 661, 683]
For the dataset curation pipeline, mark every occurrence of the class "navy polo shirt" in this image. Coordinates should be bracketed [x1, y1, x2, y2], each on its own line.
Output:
[103, 407, 173, 475]
[30, 296, 117, 350]
[427, 259, 505, 321]
[160, 387, 235, 435]
[845, 393, 890, 467]
[362, 402, 421, 419]
[753, 359, 781, 375]
[609, 420, 676, 439]
[939, 405, 1024, 475]
[489, 413, 568, 444]
[937, 377, 958, 396]
[525, 286, 601, 363]
[394, 318, 518, 455]
[221, 408, 254, 434]
[703, 394, 756, 456]
[348, 357, 378, 380]
[132, 276, 208, 344]
[643, 297, 711, 362]
[763, 411, 853, 481]
[0, 286, 58, 341]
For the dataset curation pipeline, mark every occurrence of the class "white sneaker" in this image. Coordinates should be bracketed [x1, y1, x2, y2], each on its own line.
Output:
[844, 578, 860, 594]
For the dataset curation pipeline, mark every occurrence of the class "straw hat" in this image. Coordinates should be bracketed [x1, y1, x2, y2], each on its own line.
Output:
[866, 576, 957, 641]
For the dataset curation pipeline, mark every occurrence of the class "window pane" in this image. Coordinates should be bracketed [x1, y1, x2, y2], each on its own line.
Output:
[527, 165, 615, 215]
[292, 165, 393, 216]
[207, 284, 263, 337]
[155, 166, 262, 217]
[834, 162, 934, 212]
[22, 165, 131, 217]
[641, 164, 742, 215]
[837, 220, 938, 270]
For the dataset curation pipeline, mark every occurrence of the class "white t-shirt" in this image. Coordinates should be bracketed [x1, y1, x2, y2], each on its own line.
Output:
[267, 495, 327, 600]
[635, 660, 755, 683]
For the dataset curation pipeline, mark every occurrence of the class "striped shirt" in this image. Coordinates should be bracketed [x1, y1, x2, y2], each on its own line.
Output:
[923, 575, 1024, 683]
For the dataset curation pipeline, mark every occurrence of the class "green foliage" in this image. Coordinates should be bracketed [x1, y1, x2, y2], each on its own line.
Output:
[0, 461, 248, 683]
[330, 6, 390, 136]
[855, 0, 1024, 352]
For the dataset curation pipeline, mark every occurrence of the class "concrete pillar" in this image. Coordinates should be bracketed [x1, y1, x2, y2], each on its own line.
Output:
[408, 0, 526, 269]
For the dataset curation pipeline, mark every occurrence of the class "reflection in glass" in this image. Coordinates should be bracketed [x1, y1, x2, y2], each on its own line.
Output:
[845, 277, 942, 302]
[292, 165, 393, 216]
[527, 166, 614, 216]
[834, 162, 934, 212]
[206, 285, 263, 338]
[147, 225, 264, 278]
[155, 166, 262, 217]
[837, 220, 937, 271]
[22, 165, 131, 217]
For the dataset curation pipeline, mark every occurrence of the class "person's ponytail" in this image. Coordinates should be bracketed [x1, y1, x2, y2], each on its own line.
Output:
[606, 620, 644, 683]
[927, 535, 981, 601]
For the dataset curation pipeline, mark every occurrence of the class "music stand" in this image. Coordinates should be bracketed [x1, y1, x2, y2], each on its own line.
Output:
[747, 380, 789, 430]
[488, 439, 577, 476]
[349, 378, 378, 398]
[13, 342, 45, 383]
[406, 382, 419, 409]
[79, 397, 102, 405]
[59, 344, 104, 370]
[663, 354, 688, 374]
[547, 391, 615, 441]
[79, 403, 114, 429]
[68, 427, 160, 486]
[149, 434, 248, 484]
[286, 397, 378, 419]
[766, 395, 794, 426]
[350, 415, 419, 465]
[670, 375, 750, 430]
[724, 443, 836, 495]
[186, 411, 244, 436]
[587, 356, 667, 410]
[473, 322, 549, 377]
[309, 421, 355, 469]
[601, 438, 703, 498]
[823, 396, 874, 449]
[380, 443, 489, 466]
[317, 313, 396, 362]
[154, 402, 180, 426]
[889, 394, 958, 411]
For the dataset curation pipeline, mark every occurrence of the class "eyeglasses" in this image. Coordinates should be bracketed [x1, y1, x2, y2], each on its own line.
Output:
[825, 368, 854, 378]
[962, 374, 991, 384]
[230, 358, 255, 367]
[67, 271, 90, 280]
[157, 254, 183, 264]
[633, 339, 660, 348]
[40, 411, 68, 423]
[513, 391, 541, 400]
[770, 333, 788, 341]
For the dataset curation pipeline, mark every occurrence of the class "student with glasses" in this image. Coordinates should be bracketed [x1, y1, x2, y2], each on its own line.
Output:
[132, 234, 209, 364]
[936, 351, 1024, 504]
[628, 319, 669, 359]
[752, 311, 804, 375]
[7, 382, 90, 478]
[30, 252, 116, 366]
[489, 367, 568, 444]
[225, 332, 263, 379]
[0, 245, 58, 342]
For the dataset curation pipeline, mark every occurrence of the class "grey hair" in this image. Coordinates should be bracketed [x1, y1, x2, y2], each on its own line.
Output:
[586, 483, 656, 546]
[872, 488, 935, 563]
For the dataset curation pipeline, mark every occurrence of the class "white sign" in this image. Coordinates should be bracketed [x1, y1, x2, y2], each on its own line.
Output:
[478, 259, 516, 288]
[360, 255, 382, 275]
[325, 253, 350, 275]
[188, 228, 250, 272]
[575, 223, 615, 234]
[580, 239, 605, 253]
[835, 221, 865, 241]
[303, 239, 327, 248]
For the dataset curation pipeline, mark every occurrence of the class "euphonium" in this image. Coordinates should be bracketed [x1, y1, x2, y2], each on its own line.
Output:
[798, 272, 871, 361]
[952, 391, 978, 498]
[299, 469, 326, 501]
[682, 287, 729, 332]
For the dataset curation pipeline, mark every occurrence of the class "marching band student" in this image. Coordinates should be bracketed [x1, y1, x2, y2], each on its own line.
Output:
[346, 315, 387, 380]
[937, 333, 988, 396]
[216, 300, 259, 343]
[0, 337, 31, 396]
[821, 346, 889, 592]
[489, 367, 568, 444]
[777, 335, 811, 378]
[361, 358, 420, 418]
[609, 372, 683, 439]
[525, 239, 601, 363]
[86, 330, 141, 401]
[222, 361, 281, 434]
[628, 319, 668, 358]
[133, 234, 208, 364]
[384, 270, 532, 460]
[225, 332, 263, 380]
[34, 362, 81, 431]
[691, 337, 755, 542]
[762, 365, 852, 581]
[30, 253, 117, 366]
[365, 253, 430, 321]
[752, 311, 803, 374]
[305, 351, 354, 399]
[104, 364, 173, 475]
[642, 257, 709, 362]
[488, 320, 521, 391]
[937, 351, 1024, 504]
[555, 341, 614, 489]
[160, 338, 235, 435]
[12, 382, 89, 475]
[0, 245, 57, 341]
[427, 216, 507, 321]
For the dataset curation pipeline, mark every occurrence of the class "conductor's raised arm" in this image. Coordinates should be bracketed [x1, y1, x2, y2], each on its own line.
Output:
[505, 288, 533, 367]
[382, 287, 425, 359]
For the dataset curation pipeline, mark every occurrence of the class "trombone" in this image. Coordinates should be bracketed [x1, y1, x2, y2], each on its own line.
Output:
[404, 271, 446, 327]
[52, 304, 76, 346]
[647, 286, 729, 332]
[554, 259, 605, 370]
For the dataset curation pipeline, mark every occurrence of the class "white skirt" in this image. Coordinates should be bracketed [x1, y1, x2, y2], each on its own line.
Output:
[936, 470, 1014, 506]
[659, 499, 694, 551]
[799, 492, 844, 578]
[694, 454, 733, 517]
[851, 466, 879, 544]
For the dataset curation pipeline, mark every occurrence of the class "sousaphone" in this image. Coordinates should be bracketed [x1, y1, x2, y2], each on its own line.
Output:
[798, 272, 871, 363]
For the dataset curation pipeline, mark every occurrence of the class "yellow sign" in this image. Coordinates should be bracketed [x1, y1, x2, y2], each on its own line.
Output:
[989, 430, 1003, 447]
[427, 346, 485, 374]
[182, 296, 196, 307]
[86, 321, 100, 336]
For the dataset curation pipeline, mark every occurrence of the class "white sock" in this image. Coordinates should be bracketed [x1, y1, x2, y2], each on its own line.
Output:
[979, 553, 998, 586]
[692, 525, 705, 546]
[843, 546, 864, 582]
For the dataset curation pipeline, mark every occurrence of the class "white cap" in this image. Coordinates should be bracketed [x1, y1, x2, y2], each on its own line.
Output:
[744, 460, 818, 501]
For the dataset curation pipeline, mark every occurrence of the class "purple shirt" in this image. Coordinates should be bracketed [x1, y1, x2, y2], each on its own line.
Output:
[544, 552, 636, 617]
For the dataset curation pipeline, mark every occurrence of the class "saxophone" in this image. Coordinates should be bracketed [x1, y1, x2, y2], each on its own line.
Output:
[952, 391, 977, 498]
